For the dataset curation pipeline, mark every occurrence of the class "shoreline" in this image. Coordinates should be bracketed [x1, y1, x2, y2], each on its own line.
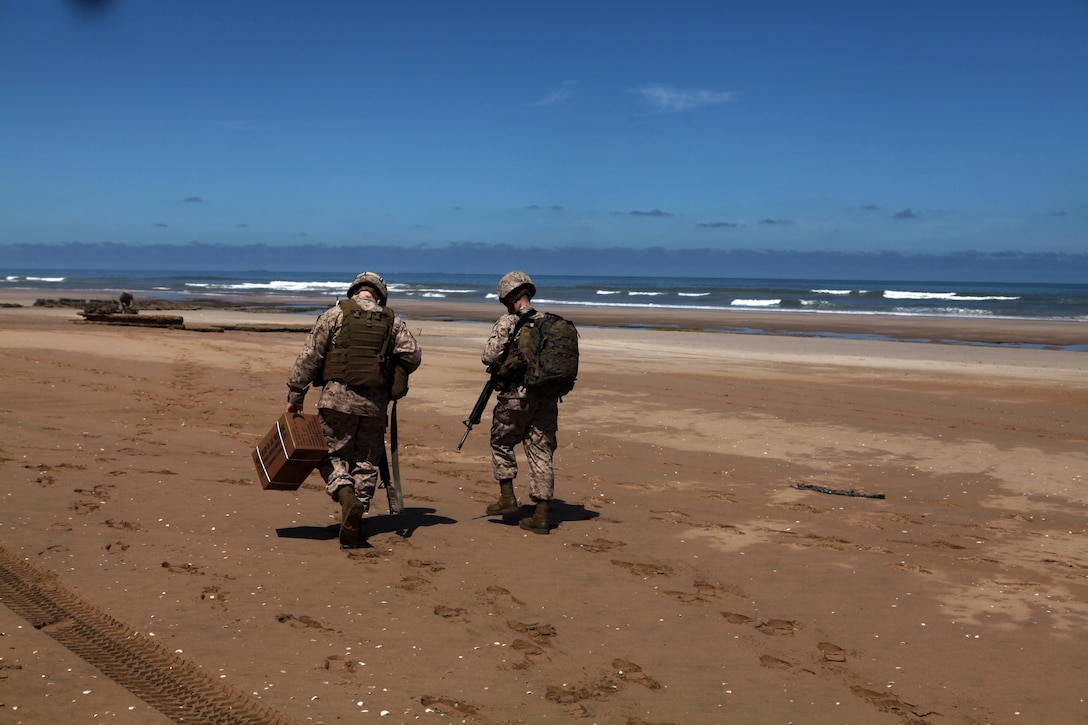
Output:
[4, 289, 1086, 349]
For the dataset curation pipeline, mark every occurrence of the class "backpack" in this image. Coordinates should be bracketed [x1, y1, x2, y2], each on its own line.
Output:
[518, 312, 579, 397]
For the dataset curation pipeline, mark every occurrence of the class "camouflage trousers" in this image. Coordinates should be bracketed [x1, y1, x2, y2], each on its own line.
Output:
[318, 408, 386, 507]
[490, 394, 559, 501]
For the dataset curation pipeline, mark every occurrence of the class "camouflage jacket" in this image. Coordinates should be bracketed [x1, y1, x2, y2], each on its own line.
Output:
[287, 294, 421, 416]
[482, 305, 540, 398]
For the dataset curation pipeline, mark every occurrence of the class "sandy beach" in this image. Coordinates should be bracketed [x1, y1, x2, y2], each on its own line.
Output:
[1, 299, 1086, 724]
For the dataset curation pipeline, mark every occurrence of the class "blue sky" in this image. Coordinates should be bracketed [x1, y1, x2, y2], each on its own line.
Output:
[2, 0, 1086, 256]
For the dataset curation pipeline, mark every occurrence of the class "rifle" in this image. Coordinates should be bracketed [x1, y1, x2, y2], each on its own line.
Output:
[457, 314, 531, 451]
[457, 373, 496, 451]
[379, 400, 405, 513]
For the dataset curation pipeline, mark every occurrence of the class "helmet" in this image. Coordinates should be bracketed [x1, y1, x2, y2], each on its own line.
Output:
[347, 272, 388, 305]
[497, 270, 536, 302]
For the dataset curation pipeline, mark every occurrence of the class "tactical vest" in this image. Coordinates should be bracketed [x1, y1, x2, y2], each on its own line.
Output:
[321, 300, 395, 389]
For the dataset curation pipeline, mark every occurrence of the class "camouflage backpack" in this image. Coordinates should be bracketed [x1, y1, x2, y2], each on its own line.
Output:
[518, 312, 579, 397]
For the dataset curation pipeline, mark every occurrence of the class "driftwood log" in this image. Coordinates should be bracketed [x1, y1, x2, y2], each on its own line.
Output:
[79, 312, 185, 328]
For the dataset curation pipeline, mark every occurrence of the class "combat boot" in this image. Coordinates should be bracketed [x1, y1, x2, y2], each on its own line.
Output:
[486, 479, 520, 516]
[519, 499, 550, 535]
[337, 485, 367, 548]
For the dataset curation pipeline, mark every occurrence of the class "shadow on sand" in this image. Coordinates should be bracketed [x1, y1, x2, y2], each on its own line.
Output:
[485, 498, 599, 533]
[276, 506, 457, 546]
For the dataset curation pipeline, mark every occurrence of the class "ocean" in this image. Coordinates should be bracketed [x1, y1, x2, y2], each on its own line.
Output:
[6, 269, 1088, 322]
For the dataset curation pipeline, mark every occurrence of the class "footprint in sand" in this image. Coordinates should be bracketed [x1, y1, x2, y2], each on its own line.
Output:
[434, 605, 469, 622]
[161, 561, 204, 575]
[544, 674, 617, 705]
[408, 558, 446, 572]
[850, 685, 921, 715]
[544, 659, 662, 709]
[890, 562, 933, 575]
[612, 658, 661, 690]
[74, 484, 113, 498]
[70, 500, 101, 514]
[610, 560, 674, 577]
[511, 638, 550, 667]
[276, 613, 332, 631]
[105, 519, 144, 532]
[396, 575, 434, 592]
[484, 584, 526, 606]
[721, 611, 797, 636]
[578, 538, 624, 553]
[664, 589, 709, 604]
[664, 578, 731, 605]
[346, 548, 386, 562]
[817, 641, 848, 662]
[760, 654, 793, 670]
[324, 655, 360, 673]
[507, 620, 557, 644]
[200, 586, 226, 606]
[419, 695, 480, 717]
[511, 638, 545, 656]
[756, 618, 797, 636]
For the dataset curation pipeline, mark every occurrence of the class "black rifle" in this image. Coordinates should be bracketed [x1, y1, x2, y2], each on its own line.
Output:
[457, 314, 531, 451]
[457, 374, 495, 451]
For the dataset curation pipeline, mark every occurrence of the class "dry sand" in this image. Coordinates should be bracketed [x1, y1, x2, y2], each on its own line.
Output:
[0, 300, 1086, 724]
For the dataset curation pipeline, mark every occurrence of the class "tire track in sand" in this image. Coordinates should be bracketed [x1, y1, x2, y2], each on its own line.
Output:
[0, 545, 296, 725]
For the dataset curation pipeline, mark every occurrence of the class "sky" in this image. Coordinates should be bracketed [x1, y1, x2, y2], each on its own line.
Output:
[2, 0, 1087, 260]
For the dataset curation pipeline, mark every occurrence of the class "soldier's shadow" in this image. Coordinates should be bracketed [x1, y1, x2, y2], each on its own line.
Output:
[488, 498, 599, 531]
[276, 507, 457, 544]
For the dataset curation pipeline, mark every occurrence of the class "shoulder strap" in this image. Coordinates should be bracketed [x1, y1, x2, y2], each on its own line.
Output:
[489, 313, 532, 374]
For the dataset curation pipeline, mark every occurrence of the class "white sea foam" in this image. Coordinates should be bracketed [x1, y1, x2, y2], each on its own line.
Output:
[884, 290, 1019, 301]
[23, 276, 66, 282]
[535, 298, 734, 312]
[187, 280, 343, 292]
[628, 291, 666, 296]
[731, 299, 780, 307]
[812, 288, 860, 295]
[678, 292, 711, 297]
[891, 306, 993, 317]
[596, 290, 623, 295]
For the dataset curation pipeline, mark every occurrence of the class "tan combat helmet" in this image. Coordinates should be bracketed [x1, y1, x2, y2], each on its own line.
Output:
[347, 272, 388, 305]
[497, 270, 536, 303]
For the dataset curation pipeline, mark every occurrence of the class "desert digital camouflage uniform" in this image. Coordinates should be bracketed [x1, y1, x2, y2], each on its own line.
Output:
[287, 293, 421, 508]
[483, 304, 559, 501]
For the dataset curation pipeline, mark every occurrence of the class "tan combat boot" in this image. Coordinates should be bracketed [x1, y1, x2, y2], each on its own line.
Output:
[519, 499, 550, 535]
[337, 485, 366, 548]
[486, 479, 520, 516]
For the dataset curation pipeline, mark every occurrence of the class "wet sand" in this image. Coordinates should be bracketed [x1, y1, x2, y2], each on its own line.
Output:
[0, 301, 1086, 724]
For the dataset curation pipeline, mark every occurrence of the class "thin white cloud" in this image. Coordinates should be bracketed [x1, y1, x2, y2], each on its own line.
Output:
[636, 84, 734, 113]
[533, 81, 579, 107]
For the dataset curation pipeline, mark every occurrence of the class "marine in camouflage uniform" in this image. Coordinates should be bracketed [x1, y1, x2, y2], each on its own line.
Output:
[286, 272, 421, 547]
[483, 271, 559, 534]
